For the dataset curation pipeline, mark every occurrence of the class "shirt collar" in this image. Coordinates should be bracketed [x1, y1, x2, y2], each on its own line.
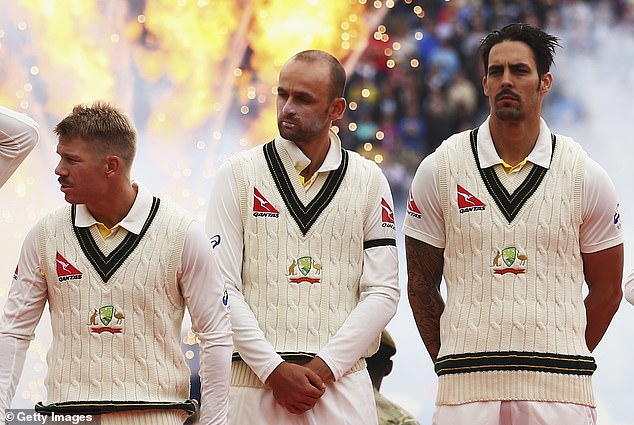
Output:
[74, 182, 153, 235]
[477, 116, 553, 169]
[277, 129, 343, 174]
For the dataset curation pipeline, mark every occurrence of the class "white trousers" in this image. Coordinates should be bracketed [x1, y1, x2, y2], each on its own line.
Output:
[433, 401, 596, 425]
[228, 369, 377, 425]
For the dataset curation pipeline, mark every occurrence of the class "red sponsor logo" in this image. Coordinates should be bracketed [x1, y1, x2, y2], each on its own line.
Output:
[253, 187, 280, 217]
[56, 252, 83, 282]
[406, 191, 422, 219]
[457, 185, 486, 213]
[381, 198, 396, 228]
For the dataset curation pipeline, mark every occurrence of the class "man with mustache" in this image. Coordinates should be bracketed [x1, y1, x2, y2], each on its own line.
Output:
[0, 102, 232, 424]
[0, 106, 39, 189]
[206, 50, 400, 424]
[404, 23, 623, 424]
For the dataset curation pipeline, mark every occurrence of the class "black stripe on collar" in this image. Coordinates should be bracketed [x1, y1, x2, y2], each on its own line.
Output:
[470, 129, 556, 223]
[71, 197, 161, 283]
[263, 141, 348, 236]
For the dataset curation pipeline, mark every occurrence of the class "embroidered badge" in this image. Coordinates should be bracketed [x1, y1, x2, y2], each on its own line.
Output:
[287, 256, 322, 284]
[88, 305, 125, 334]
[491, 247, 527, 275]
[56, 252, 83, 282]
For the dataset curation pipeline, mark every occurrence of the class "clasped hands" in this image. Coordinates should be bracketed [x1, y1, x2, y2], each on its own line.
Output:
[265, 357, 335, 415]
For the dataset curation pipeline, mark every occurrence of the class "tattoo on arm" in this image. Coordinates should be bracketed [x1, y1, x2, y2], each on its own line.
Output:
[405, 236, 445, 362]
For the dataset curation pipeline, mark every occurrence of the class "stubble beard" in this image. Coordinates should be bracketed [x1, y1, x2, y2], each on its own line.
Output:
[495, 106, 525, 122]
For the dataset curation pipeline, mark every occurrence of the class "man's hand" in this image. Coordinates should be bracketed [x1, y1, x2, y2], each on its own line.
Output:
[305, 356, 335, 385]
[266, 362, 326, 414]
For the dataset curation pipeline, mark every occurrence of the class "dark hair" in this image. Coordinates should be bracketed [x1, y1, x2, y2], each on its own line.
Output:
[54, 101, 136, 166]
[291, 50, 347, 99]
[480, 23, 560, 77]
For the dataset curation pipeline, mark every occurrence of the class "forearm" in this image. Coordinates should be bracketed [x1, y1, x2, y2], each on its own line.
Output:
[197, 331, 233, 425]
[317, 246, 399, 379]
[585, 288, 622, 352]
[405, 236, 445, 362]
[228, 285, 284, 382]
[0, 335, 31, 421]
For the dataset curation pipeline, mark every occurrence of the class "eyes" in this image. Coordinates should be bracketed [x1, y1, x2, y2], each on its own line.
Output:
[487, 64, 532, 77]
[276, 88, 315, 105]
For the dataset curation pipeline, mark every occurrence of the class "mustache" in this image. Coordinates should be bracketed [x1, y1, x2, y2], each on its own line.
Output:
[58, 177, 71, 186]
[495, 89, 520, 102]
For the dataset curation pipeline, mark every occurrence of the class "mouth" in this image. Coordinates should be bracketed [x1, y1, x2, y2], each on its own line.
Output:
[496, 91, 519, 103]
[280, 120, 298, 129]
[58, 180, 71, 191]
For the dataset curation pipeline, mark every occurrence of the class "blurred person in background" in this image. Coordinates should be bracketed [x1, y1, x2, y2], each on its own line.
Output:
[404, 23, 623, 425]
[367, 330, 420, 425]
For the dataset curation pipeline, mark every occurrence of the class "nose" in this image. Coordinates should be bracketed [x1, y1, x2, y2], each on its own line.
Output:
[500, 68, 513, 88]
[54, 161, 66, 177]
[281, 98, 296, 116]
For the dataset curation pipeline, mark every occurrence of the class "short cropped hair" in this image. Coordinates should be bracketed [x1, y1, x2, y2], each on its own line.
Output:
[291, 50, 347, 100]
[480, 23, 560, 77]
[54, 101, 136, 166]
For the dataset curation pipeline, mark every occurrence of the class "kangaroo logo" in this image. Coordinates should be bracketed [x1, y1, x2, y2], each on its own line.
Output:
[56, 252, 83, 282]
[253, 187, 280, 217]
[457, 185, 486, 213]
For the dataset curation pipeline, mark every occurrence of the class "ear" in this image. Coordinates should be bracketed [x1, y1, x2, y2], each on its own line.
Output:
[329, 97, 347, 121]
[384, 359, 393, 377]
[482, 74, 490, 97]
[104, 155, 121, 177]
[540, 72, 553, 94]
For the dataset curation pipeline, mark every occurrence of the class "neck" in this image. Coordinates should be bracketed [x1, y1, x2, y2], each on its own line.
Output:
[295, 133, 331, 179]
[86, 182, 138, 229]
[488, 116, 541, 166]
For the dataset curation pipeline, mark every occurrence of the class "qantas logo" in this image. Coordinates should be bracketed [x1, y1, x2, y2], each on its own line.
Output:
[457, 185, 486, 213]
[406, 191, 422, 219]
[381, 198, 396, 229]
[13, 265, 18, 280]
[56, 252, 83, 282]
[253, 187, 280, 218]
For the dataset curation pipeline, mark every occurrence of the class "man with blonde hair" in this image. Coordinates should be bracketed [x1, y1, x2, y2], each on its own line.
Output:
[0, 101, 232, 424]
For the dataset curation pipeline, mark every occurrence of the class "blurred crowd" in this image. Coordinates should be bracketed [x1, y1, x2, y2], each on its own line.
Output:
[337, 0, 634, 206]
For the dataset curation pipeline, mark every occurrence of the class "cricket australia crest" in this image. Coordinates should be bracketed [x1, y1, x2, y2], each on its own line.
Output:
[491, 247, 527, 275]
[287, 256, 322, 284]
[88, 305, 125, 334]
